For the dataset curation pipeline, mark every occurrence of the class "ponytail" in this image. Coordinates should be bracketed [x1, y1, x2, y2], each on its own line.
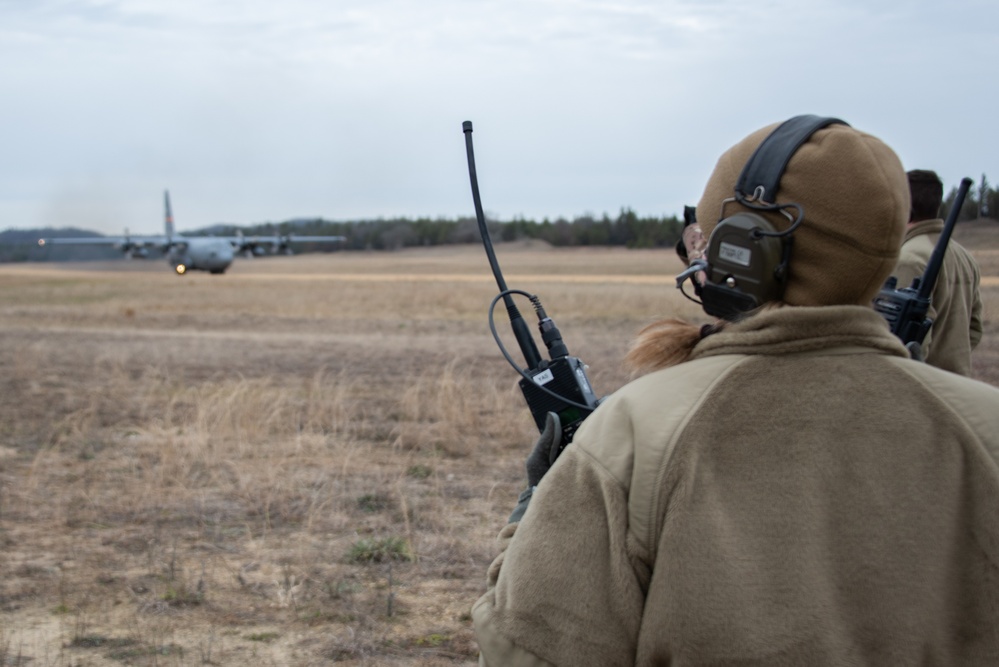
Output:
[625, 318, 725, 377]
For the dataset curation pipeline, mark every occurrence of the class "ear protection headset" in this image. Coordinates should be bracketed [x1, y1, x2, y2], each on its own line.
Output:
[679, 115, 848, 320]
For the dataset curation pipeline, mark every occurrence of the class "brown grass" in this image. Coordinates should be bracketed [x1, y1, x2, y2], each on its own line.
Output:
[1, 238, 997, 666]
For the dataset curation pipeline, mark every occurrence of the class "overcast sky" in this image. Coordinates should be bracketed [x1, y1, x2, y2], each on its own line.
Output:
[1, 0, 995, 235]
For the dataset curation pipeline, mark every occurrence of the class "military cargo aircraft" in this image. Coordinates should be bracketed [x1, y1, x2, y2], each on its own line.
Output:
[38, 191, 345, 275]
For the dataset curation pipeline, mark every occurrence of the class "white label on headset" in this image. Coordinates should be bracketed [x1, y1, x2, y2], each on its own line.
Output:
[532, 369, 555, 386]
[719, 242, 752, 267]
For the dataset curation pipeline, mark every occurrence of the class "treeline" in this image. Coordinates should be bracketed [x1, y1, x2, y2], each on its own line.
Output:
[220, 173, 999, 252]
[215, 208, 684, 252]
[4, 173, 997, 263]
[942, 174, 999, 221]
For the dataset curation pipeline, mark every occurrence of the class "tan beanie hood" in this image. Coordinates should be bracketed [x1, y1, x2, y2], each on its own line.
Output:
[696, 120, 909, 307]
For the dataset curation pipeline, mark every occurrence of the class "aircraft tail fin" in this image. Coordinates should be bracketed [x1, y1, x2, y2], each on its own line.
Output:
[164, 190, 175, 240]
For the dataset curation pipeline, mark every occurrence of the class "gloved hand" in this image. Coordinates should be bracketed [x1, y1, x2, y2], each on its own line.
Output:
[526, 411, 563, 487]
[509, 412, 562, 524]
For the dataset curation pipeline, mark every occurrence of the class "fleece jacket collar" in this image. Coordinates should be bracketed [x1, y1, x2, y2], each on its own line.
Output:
[905, 218, 945, 242]
[690, 305, 910, 361]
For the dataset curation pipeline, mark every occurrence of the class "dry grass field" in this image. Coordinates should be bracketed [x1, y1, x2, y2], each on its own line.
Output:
[2, 229, 998, 666]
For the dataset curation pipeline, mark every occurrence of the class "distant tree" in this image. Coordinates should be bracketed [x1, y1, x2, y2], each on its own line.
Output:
[978, 174, 991, 219]
[381, 223, 417, 250]
[448, 218, 482, 244]
[615, 208, 639, 247]
[501, 217, 533, 242]
[411, 217, 456, 246]
[551, 218, 573, 246]
[537, 218, 553, 244]
[943, 184, 981, 222]
[987, 186, 999, 221]
[573, 214, 610, 246]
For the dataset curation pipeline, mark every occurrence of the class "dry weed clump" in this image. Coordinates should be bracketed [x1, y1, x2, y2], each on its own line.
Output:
[394, 358, 530, 457]
[16, 364, 368, 532]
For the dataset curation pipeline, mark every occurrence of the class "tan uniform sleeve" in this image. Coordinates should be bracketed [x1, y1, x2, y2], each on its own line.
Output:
[472, 445, 646, 667]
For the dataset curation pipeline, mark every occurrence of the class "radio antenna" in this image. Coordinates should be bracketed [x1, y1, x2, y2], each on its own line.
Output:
[462, 120, 542, 370]
[917, 176, 972, 301]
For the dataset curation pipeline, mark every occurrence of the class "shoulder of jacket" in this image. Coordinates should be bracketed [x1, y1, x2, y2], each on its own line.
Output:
[571, 354, 748, 554]
[885, 357, 999, 458]
[947, 239, 982, 275]
[575, 354, 749, 478]
[899, 232, 935, 261]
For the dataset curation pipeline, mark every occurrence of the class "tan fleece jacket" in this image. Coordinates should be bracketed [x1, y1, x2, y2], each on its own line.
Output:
[473, 306, 999, 666]
[892, 219, 984, 376]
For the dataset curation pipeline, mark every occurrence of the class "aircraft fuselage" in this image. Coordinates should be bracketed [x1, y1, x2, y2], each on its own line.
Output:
[168, 238, 234, 275]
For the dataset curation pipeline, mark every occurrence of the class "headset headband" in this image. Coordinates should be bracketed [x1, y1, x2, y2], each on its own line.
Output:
[735, 115, 848, 205]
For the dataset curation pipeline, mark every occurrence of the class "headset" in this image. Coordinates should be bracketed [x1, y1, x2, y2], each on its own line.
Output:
[676, 115, 847, 320]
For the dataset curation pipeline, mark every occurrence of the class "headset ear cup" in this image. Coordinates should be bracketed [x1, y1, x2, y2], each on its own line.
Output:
[700, 213, 787, 320]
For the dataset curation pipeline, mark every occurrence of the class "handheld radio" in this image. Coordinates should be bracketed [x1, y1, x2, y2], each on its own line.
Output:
[874, 176, 973, 356]
[461, 120, 601, 448]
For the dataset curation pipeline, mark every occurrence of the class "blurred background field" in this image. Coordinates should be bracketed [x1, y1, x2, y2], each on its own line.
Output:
[1, 232, 997, 665]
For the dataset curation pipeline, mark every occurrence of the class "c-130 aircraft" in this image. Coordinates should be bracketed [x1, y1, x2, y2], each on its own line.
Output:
[38, 191, 346, 275]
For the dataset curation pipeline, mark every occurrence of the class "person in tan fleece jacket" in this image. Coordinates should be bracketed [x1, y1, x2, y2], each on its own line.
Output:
[891, 169, 983, 376]
[472, 118, 999, 666]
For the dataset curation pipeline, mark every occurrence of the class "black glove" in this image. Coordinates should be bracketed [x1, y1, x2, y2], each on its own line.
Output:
[509, 412, 562, 523]
[526, 411, 563, 487]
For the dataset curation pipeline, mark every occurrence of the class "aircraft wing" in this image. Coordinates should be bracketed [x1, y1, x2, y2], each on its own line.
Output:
[38, 235, 168, 248]
[224, 233, 346, 256]
[38, 234, 177, 259]
[283, 235, 346, 242]
[227, 234, 346, 244]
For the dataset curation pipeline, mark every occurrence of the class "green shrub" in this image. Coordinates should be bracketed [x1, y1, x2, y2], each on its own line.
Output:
[347, 536, 412, 563]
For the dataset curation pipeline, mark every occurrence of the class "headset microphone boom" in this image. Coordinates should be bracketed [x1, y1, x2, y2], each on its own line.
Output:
[461, 121, 601, 450]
